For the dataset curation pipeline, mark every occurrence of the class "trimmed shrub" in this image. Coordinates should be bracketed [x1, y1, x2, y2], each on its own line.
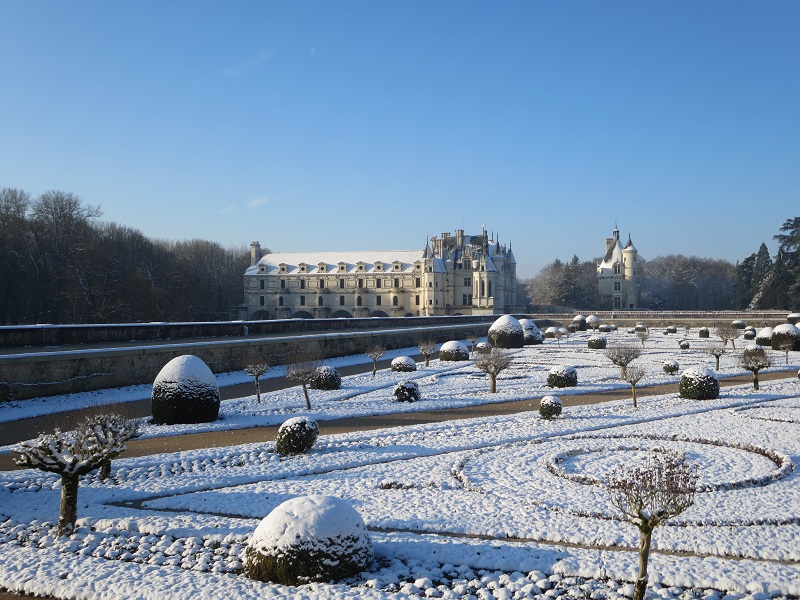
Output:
[539, 395, 563, 420]
[488, 315, 525, 349]
[439, 340, 470, 361]
[788, 313, 800, 325]
[634, 322, 647, 333]
[151, 355, 220, 425]
[567, 324, 578, 334]
[665, 325, 678, 334]
[756, 327, 773, 346]
[475, 342, 492, 354]
[519, 318, 544, 345]
[275, 416, 319, 456]
[244, 495, 373, 585]
[390, 356, 417, 372]
[679, 367, 720, 400]
[679, 340, 690, 350]
[572, 315, 588, 331]
[743, 329, 756, 340]
[393, 380, 420, 402]
[309, 366, 341, 390]
[663, 360, 679, 375]
[627, 327, 636, 334]
[586, 315, 601, 330]
[544, 327, 557, 339]
[731, 320, 746, 330]
[771, 323, 800, 352]
[598, 324, 612, 333]
[547, 365, 578, 388]
[698, 327, 710, 338]
[587, 335, 607, 350]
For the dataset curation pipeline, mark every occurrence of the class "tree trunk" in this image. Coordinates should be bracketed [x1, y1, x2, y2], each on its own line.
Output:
[254, 377, 262, 403]
[424, 355, 430, 367]
[631, 383, 638, 409]
[489, 373, 496, 393]
[372, 361, 378, 378]
[301, 383, 311, 410]
[715, 356, 720, 371]
[753, 372, 759, 390]
[634, 527, 652, 600]
[99, 459, 111, 480]
[58, 473, 80, 536]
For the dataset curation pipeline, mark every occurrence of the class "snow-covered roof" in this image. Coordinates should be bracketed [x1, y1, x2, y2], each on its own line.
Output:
[245, 250, 446, 276]
[598, 237, 624, 269]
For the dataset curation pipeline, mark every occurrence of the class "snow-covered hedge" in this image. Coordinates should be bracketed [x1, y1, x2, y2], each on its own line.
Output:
[756, 326, 774, 346]
[663, 360, 679, 375]
[788, 312, 800, 325]
[665, 325, 678, 334]
[698, 326, 710, 338]
[519, 318, 544, 345]
[571, 314, 587, 331]
[598, 324, 612, 333]
[547, 365, 577, 388]
[475, 342, 491, 354]
[390, 356, 417, 372]
[393, 380, 420, 402]
[587, 335, 607, 350]
[771, 323, 800, 352]
[309, 366, 341, 390]
[679, 339, 690, 350]
[679, 367, 720, 400]
[275, 416, 319, 456]
[743, 329, 756, 340]
[544, 327, 557, 339]
[488, 315, 524, 349]
[539, 395, 562, 420]
[634, 322, 647, 333]
[586, 315, 600, 330]
[439, 340, 470, 361]
[244, 495, 373, 585]
[151, 355, 220, 425]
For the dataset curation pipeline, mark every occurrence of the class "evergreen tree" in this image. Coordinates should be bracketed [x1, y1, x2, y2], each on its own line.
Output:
[748, 243, 773, 309]
[774, 217, 800, 307]
[733, 253, 756, 309]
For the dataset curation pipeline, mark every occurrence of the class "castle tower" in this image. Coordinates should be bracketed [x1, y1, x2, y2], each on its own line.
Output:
[597, 226, 639, 309]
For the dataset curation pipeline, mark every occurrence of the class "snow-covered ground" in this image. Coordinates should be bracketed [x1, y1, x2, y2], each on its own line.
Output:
[2, 327, 800, 599]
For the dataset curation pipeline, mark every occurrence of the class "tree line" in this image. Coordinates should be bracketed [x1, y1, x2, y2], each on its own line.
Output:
[0, 187, 253, 325]
[523, 217, 800, 311]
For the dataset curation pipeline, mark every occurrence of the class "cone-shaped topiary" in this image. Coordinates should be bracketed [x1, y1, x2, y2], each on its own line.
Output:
[244, 495, 373, 585]
[547, 365, 577, 388]
[390, 356, 417, 372]
[587, 335, 607, 349]
[151, 355, 220, 425]
[539, 395, 563, 419]
[309, 366, 341, 390]
[679, 367, 720, 400]
[519, 318, 544, 345]
[488, 315, 524, 349]
[393, 380, 420, 402]
[439, 340, 470, 361]
[275, 417, 319, 456]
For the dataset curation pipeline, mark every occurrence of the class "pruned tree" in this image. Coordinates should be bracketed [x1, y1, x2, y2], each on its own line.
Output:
[715, 324, 739, 349]
[465, 334, 479, 353]
[739, 345, 772, 390]
[365, 344, 386, 378]
[474, 348, 513, 393]
[635, 330, 649, 347]
[706, 346, 726, 371]
[622, 364, 646, 409]
[14, 413, 139, 535]
[776, 337, 795, 365]
[606, 454, 698, 600]
[418, 340, 436, 367]
[604, 344, 643, 378]
[285, 345, 322, 410]
[245, 358, 269, 404]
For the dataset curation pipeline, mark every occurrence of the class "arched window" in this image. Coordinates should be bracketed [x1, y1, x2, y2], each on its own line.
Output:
[318, 296, 323, 306]
[392, 296, 398, 306]
[278, 296, 284, 306]
[357, 296, 362, 306]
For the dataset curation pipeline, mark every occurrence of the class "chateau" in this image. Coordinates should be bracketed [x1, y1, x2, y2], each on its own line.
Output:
[597, 225, 640, 309]
[243, 228, 518, 319]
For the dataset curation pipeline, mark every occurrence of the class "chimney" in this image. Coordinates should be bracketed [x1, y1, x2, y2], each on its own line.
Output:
[250, 241, 262, 266]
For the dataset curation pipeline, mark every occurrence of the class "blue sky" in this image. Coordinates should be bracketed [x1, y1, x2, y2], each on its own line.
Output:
[1, 1, 797, 278]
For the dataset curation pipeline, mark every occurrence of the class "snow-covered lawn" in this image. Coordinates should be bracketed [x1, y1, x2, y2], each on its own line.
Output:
[2, 327, 800, 599]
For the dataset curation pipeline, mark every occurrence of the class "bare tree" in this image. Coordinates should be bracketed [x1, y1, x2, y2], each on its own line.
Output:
[739, 345, 772, 390]
[465, 333, 479, 353]
[606, 454, 698, 600]
[14, 413, 139, 535]
[418, 340, 436, 367]
[604, 344, 643, 378]
[715, 324, 739, 349]
[776, 337, 795, 365]
[474, 348, 513, 393]
[285, 345, 322, 410]
[365, 344, 386, 378]
[635, 330, 649, 347]
[245, 359, 269, 404]
[622, 365, 646, 409]
[706, 346, 726, 371]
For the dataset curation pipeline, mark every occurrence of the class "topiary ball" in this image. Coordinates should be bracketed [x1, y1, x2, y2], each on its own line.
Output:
[275, 416, 319, 456]
[439, 340, 470, 361]
[666, 325, 678, 334]
[679, 367, 720, 400]
[679, 340, 690, 350]
[756, 327, 773, 346]
[390, 356, 417, 372]
[475, 342, 492, 354]
[634, 322, 648, 333]
[731, 320, 746, 330]
[699, 327, 710, 338]
[787, 313, 800, 325]
[393, 380, 420, 402]
[587, 335, 607, 350]
[519, 318, 544, 345]
[567, 324, 578, 334]
[539, 395, 563, 420]
[572, 314, 588, 331]
[309, 366, 342, 390]
[586, 315, 601, 330]
[663, 360, 679, 375]
[488, 315, 525, 349]
[244, 495, 373, 585]
[598, 324, 612, 333]
[547, 365, 578, 388]
[743, 330, 756, 340]
[544, 327, 557, 339]
[771, 323, 800, 352]
[151, 355, 220, 425]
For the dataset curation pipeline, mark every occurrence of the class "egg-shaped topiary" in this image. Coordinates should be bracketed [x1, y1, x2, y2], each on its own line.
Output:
[519, 318, 544, 345]
[547, 365, 578, 388]
[665, 325, 678, 334]
[244, 495, 373, 585]
[275, 416, 319, 456]
[390, 356, 417, 372]
[587, 335, 607, 350]
[572, 315, 588, 331]
[539, 395, 563, 420]
[151, 355, 220, 425]
[309, 366, 342, 390]
[586, 315, 601, 331]
[393, 380, 421, 402]
[679, 367, 720, 400]
[439, 340, 470, 361]
[698, 327, 710, 338]
[731, 320, 746, 330]
[679, 340, 690, 350]
[771, 323, 800, 352]
[488, 315, 524, 349]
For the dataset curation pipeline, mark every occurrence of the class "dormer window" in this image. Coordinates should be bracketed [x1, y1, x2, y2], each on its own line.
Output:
[375, 261, 383, 271]
[279, 263, 287, 273]
[414, 262, 421, 270]
[393, 261, 401, 270]
[259, 265, 266, 273]
[298, 263, 307, 273]
[357, 262, 365, 271]
[338, 262, 347, 272]
[318, 263, 327, 272]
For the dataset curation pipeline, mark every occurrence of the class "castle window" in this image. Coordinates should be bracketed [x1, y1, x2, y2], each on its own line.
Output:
[394, 278, 400, 288]
[300, 279, 305, 289]
[376, 296, 382, 306]
[358, 279, 364, 288]
[376, 279, 381, 288]
[319, 279, 325, 289]
[339, 296, 345, 306]
[415, 277, 421, 288]
[415, 295, 420, 306]
[357, 296, 362, 306]
[260, 296, 264, 306]
[260, 280, 265, 289]
[318, 296, 323, 306]
[614, 282, 621, 291]
[280, 279, 286, 289]
[339, 278, 345, 289]
[464, 277, 470, 286]
[392, 296, 398, 306]
[488, 282, 492, 297]
[278, 296, 284, 306]
[300, 296, 306, 306]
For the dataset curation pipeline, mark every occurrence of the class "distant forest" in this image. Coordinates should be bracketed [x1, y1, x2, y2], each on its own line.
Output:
[0, 187, 253, 325]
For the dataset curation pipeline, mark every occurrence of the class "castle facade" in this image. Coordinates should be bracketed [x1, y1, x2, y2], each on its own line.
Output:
[597, 225, 640, 309]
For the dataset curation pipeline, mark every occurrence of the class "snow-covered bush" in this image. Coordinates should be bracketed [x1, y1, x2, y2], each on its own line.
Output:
[788, 313, 800, 325]
[598, 324, 612, 333]
[698, 327, 710, 339]
[665, 325, 678, 334]
[439, 340, 470, 361]
[547, 365, 577, 388]
[679, 340, 690, 350]
[275, 416, 319, 456]
[567, 324, 578, 333]
[309, 366, 341, 390]
[634, 322, 647, 333]
[244, 495, 373, 585]
[488, 315, 524, 349]
[679, 367, 720, 400]
[586, 315, 601, 331]
[731, 320, 746, 330]
[390, 356, 417, 372]
[393, 380, 421, 402]
[587, 335, 607, 350]
[539, 395, 562, 420]
[663, 360, 679, 375]
[771, 323, 800, 352]
[151, 355, 220, 425]
[519, 318, 544, 345]
[756, 326, 773, 346]
[544, 326, 557, 338]
[475, 342, 491, 354]
[743, 329, 756, 340]
[572, 314, 587, 331]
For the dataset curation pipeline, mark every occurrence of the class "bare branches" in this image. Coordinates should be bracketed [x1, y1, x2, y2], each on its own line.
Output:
[622, 365, 646, 408]
[739, 345, 772, 390]
[715, 324, 739, 350]
[705, 346, 726, 371]
[604, 344, 643, 378]
[245, 357, 269, 404]
[365, 344, 386, 378]
[474, 349, 513, 393]
[285, 345, 322, 410]
[417, 340, 436, 367]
